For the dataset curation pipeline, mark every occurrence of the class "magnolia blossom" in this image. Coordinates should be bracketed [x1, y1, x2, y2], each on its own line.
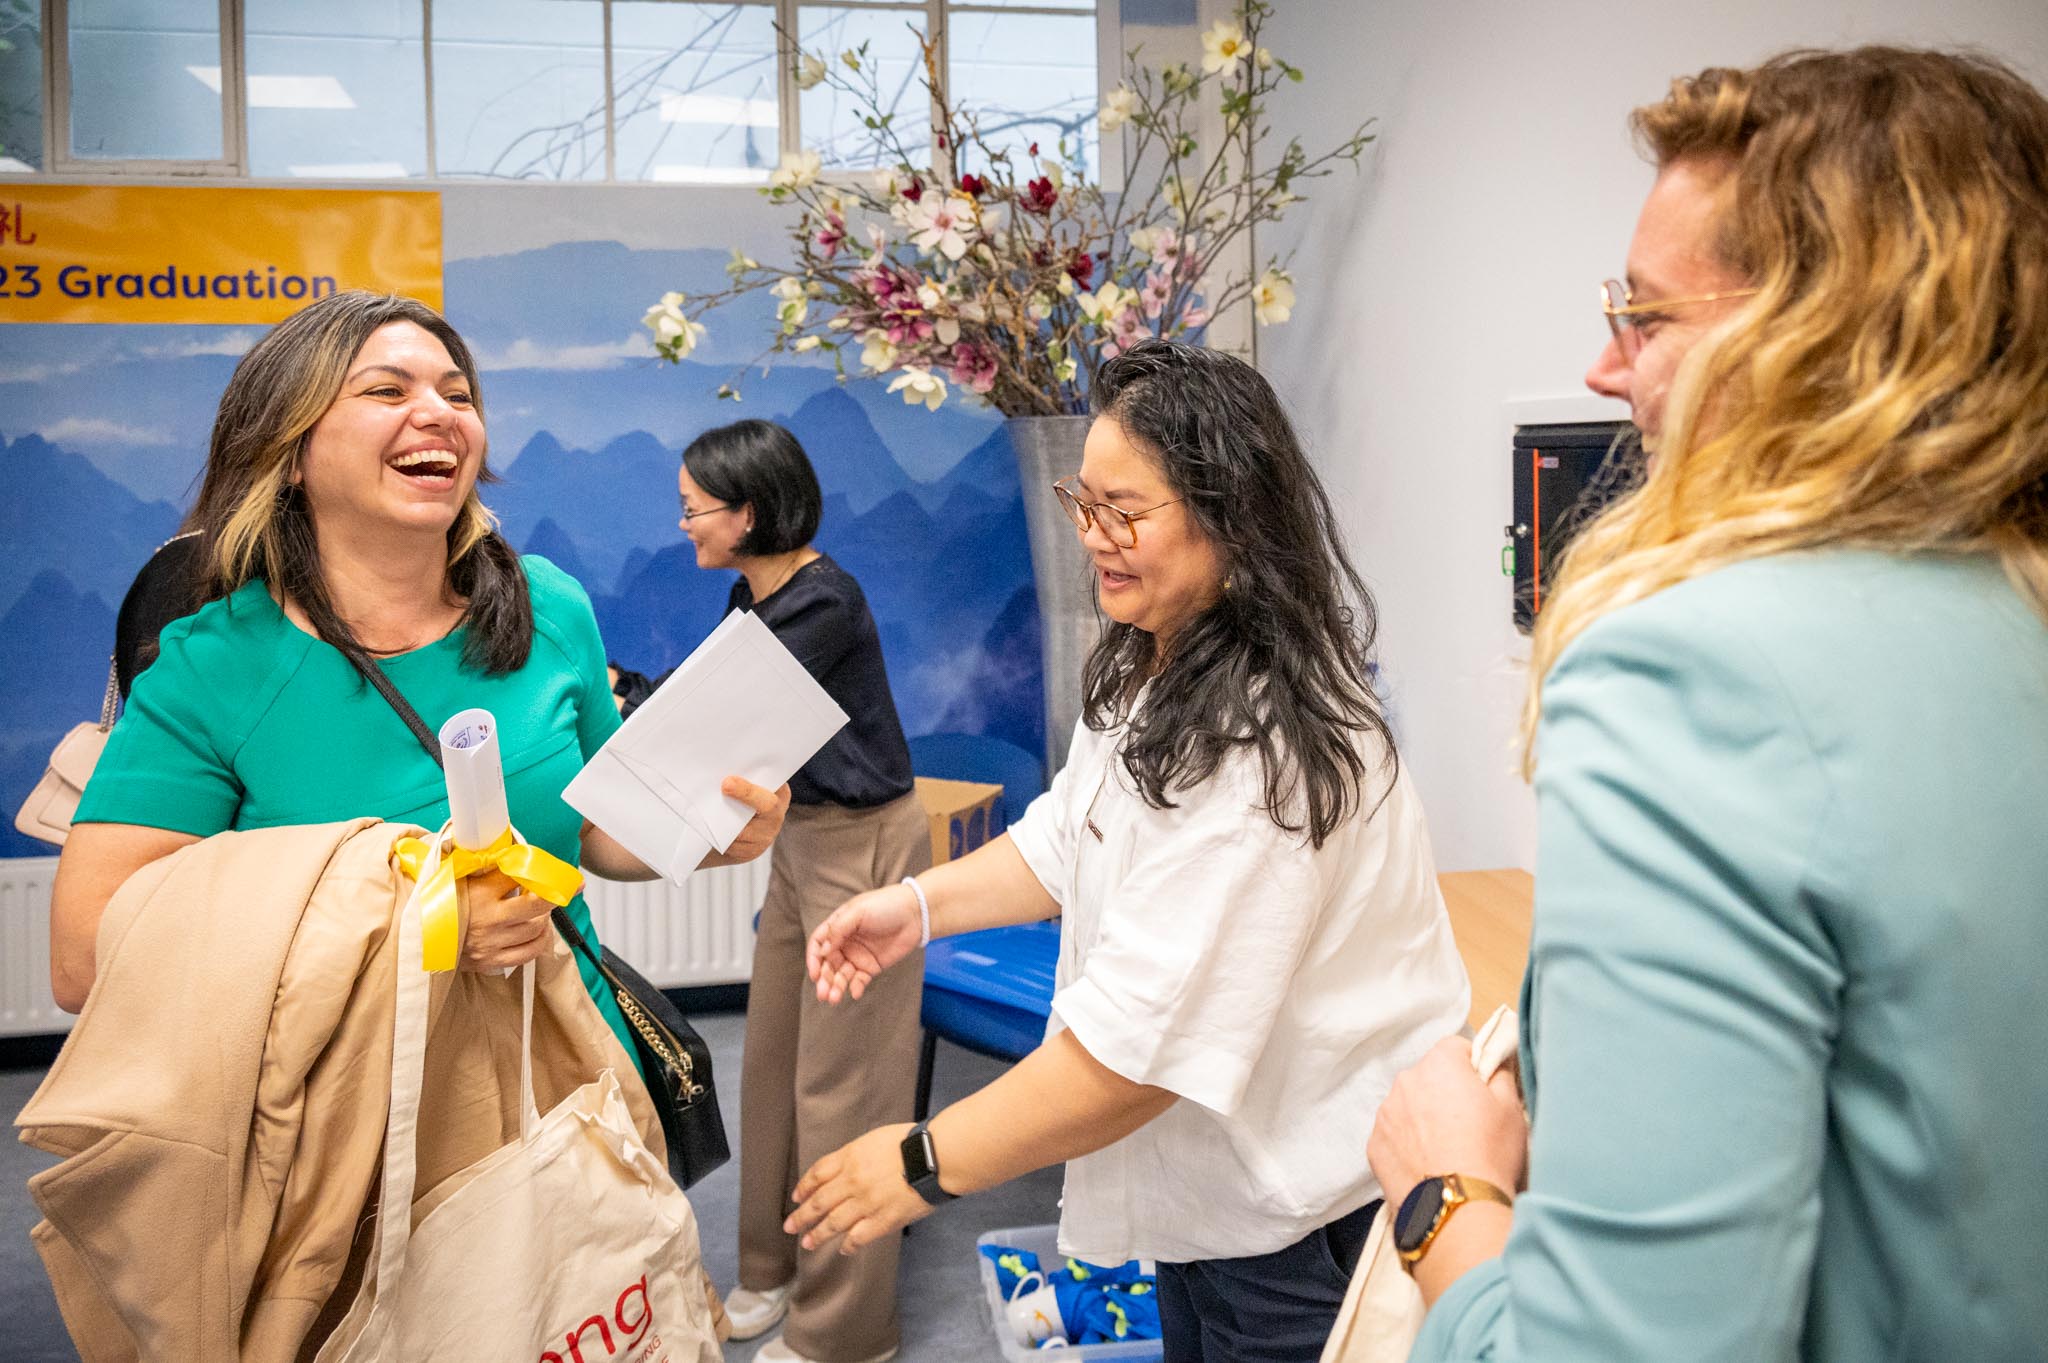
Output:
[860, 331, 899, 373]
[1202, 20, 1251, 75]
[1027, 294, 1055, 322]
[1021, 176, 1059, 216]
[769, 149, 822, 192]
[1163, 176, 1193, 222]
[1051, 346, 1078, 383]
[814, 209, 847, 259]
[792, 335, 823, 352]
[642, 291, 708, 359]
[1139, 268, 1174, 320]
[795, 53, 828, 90]
[1079, 281, 1136, 322]
[1100, 307, 1149, 358]
[907, 192, 978, 261]
[725, 248, 759, 276]
[1256, 46, 1275, 70]
[1252, 269, 1296, 326]
[772, 275, 810, 329]
[888, 367, 948, 411]
[1100, 85, 1139, 132]
[949, 341, 999, 395]
[1128, 224, 1185, 268]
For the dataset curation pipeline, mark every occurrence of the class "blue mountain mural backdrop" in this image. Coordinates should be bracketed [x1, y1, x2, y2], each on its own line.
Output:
[0, 239, 1042, 859]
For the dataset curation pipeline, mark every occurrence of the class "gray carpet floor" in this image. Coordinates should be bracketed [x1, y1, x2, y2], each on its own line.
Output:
[2, 1010, 1073, 1362]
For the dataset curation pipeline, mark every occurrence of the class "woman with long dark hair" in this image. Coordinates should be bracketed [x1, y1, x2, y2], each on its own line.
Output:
[784, 340, 1469, 1361]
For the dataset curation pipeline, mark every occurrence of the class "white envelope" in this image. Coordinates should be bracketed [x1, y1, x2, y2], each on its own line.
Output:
[563, 609, 849, 883]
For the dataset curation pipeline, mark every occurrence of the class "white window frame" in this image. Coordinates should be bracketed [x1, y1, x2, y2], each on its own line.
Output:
[36, 0, 1111, 186]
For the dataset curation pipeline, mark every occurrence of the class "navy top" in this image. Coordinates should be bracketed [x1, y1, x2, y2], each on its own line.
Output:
[622, 554, 915, 809]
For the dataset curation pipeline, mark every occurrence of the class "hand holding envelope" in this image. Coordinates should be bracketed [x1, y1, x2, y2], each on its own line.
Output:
[563, 609, 849, 882]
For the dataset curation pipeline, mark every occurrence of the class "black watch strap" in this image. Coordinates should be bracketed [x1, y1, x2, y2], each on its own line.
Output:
[900, 1120, 958, 1205]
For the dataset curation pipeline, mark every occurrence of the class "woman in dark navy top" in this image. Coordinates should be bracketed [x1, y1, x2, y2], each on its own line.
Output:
[633, 419, 929, 1363]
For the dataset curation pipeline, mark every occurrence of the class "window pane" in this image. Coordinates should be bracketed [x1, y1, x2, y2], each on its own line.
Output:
[953, 0, 1095, 9]
[67, 0, 224, 162]
[798, 6, 928, 170]
[245, 0, 425, 178]
[949, 9, 1096, 178]
[0, 0, 41, 172]
[614, 3, 777, 184]
[433, 0, 605, 180]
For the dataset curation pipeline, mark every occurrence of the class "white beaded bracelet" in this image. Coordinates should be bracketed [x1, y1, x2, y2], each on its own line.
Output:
[902, 875, 931, 948]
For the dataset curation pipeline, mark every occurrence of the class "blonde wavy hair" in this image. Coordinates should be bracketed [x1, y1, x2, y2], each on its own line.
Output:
[1522, 47, 2048, 773]
[186, 291, 535, 673]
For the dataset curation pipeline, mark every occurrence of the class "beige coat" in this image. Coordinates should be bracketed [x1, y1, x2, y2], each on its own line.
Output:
[15, 819, 723, 1362]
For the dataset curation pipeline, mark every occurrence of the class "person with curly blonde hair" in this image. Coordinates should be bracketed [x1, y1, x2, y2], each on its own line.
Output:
[1369, 47, 2048, 1360]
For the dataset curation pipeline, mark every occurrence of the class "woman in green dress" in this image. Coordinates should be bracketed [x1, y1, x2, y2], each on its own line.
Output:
[49, 290, 789, 1061]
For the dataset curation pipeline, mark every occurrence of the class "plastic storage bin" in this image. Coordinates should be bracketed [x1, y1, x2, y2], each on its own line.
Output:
[976, 1224, 1164, 1363]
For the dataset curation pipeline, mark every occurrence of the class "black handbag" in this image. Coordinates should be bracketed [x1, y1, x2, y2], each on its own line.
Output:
[344, 644, 731, 1189]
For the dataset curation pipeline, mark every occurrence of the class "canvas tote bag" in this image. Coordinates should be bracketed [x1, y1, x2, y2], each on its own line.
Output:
[317, 835, 722, 1363]
[1319, 1006, 1522, 1363]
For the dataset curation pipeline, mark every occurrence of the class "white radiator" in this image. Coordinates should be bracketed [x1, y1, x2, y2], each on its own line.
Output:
[0, 854, 766, 1037]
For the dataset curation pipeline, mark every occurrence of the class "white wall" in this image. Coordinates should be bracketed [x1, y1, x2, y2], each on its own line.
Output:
[1254, 0, 2048, 871]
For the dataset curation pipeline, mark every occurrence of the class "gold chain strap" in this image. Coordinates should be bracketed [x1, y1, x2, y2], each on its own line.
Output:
[614, 986, 706, 1102]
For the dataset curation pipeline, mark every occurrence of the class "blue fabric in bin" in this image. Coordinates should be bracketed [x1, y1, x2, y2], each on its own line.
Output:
[921, 920, 1060, 1060]
[981, 1244, 1162, 1345]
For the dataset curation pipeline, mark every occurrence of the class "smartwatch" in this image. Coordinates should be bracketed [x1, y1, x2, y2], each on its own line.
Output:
[899, 1120, 958, 1205]
[1392, 1173, 1513, 1268]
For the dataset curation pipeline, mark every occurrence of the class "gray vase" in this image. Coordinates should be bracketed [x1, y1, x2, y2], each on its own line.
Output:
[1007, 414, 1099, 776]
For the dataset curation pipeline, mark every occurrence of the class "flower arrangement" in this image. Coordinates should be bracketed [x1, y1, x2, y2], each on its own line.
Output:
[642, 0, 1370, 416]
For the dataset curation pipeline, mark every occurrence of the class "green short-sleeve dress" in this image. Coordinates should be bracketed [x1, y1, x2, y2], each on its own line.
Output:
[74, 554, 634, 1053]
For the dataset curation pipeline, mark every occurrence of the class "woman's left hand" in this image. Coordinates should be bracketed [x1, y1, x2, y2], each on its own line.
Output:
[1368, 1036, 1530, 1212]
[785, 1123, 933, 1253]
[708, 777, 791, 867]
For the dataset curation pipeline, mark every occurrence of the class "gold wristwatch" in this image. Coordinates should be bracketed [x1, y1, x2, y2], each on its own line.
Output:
[1392, 1173, 1514, 1269]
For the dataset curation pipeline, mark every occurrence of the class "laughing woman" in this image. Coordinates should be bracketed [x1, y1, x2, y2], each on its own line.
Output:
[788, 340, 1471, 1363]
[50, 291, 789, 1068]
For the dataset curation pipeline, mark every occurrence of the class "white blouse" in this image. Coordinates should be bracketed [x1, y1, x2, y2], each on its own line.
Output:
[1007, 710, 1470, 1264]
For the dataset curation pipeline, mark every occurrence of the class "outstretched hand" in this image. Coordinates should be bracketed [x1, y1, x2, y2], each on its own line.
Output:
[806, 882, 924, 1004]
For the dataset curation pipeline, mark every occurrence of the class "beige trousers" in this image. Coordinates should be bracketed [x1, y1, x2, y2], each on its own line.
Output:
[738, 791, 931, 1362]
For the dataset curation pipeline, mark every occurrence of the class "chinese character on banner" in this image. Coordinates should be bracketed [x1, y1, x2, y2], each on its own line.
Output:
[0, 203, 35, 245]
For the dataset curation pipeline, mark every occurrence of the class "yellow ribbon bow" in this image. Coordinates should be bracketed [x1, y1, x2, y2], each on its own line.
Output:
[394, 828, 584, 972]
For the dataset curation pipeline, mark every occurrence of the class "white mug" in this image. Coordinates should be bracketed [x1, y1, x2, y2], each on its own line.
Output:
[1004, 1272, 1068, 1346]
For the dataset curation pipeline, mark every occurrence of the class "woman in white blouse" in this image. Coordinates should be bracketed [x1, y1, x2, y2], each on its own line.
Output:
[786, 339, 1470, 1362]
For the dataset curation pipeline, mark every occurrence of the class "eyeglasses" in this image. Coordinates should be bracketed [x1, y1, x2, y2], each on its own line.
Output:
[680, 502, 735, 522]
[1601, 279, 1760, 361]
[1051, 477, 1183, 550]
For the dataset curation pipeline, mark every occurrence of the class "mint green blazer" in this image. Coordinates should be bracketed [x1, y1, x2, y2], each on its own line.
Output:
[1416, 550, 2048, 1361]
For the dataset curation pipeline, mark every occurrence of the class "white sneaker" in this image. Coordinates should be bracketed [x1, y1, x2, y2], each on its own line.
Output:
[723, 1282, 793, 1341]
[753, 1334, 897, 1363]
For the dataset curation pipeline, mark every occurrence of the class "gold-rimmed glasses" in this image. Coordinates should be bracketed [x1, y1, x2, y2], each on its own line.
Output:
[1601, 279, 1760, 361]
[1051, 477, 1183, 550]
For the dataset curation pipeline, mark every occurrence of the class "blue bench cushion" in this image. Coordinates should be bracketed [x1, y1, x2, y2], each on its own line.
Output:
[920, 920, 1060, 1061]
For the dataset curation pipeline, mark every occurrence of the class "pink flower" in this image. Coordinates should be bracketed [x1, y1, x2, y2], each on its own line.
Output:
[1100, 307, 1148, 358]
[815, 209, 847, 260]
[1140, 268, 1173, 320]
[1177, 304, 1211, 333]
[1021, 176, 1059, 215]
[948, 341, 999, 394]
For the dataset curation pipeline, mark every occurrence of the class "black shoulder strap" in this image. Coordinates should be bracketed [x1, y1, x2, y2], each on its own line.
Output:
[341, 646, 605, 974]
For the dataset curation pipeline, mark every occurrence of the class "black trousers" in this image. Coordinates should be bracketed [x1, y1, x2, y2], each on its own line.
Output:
[1155, 1199, 1381, 1363]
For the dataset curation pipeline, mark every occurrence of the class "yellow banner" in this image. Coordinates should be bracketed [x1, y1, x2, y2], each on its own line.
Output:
[0, 185, 442, 324]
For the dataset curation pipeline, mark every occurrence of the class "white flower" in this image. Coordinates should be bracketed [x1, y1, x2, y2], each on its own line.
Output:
[1256, 47, 1275, 70]
[725, 248, 759, 276]
[1252, 268, 1296, 326]
[1201, 20, 1251, 75]
[1099, 85, 1139, 132]
[935, 317, 961, 346]
[1027, 294, 1055, 322]
[841, 48, 861, 71]
[769, 149, 822, 192]
[1079, 281, 1135, 322]
[771, 275, 810, 328]
[860, 331, 899, 373]
[792, 335, 823, 352]
[917, 282, 944, 310]
[1163, 176, 1193, 222]
[872, 167, 906, 198]
[1057, 273, 1078, 297]
[887, 366, 948, 411]
[908, 192, 978, 262]
[827, 315, 852, 331]
[795, 53, 828, 90]
[641, 292, 708, 359]
[1037, 159, 1065, 191]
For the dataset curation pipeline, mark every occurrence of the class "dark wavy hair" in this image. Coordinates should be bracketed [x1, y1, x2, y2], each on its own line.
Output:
[682, 419, 823, 555]
[1082, 340, 1394, 848]
[183, 290, 532, 674]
